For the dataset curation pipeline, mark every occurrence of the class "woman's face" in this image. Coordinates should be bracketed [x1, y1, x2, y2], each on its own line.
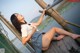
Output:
[15, 14, 25, 23]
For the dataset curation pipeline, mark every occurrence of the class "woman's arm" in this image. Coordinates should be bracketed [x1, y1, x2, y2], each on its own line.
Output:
[33, 9, 46, 27]
[22, 27, 36, 45]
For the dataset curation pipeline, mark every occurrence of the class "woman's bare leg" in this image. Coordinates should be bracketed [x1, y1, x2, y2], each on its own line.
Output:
[42, 27, 80, 50]
[42, 28, 65, 50]
[52, 27, 80, 39]
[42, 27, 56, 50]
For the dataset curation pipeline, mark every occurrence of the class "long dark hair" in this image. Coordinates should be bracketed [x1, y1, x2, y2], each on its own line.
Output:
[10, 13, 27, 34]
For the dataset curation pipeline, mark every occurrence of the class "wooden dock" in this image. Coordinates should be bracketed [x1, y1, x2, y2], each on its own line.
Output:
[43, 36, 80, 53]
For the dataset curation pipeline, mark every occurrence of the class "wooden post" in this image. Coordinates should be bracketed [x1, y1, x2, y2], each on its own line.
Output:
[35, 0, 80, 46]
[35, 0, 73, 32]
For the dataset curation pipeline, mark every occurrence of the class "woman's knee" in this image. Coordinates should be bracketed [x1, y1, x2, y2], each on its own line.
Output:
[52, 27, 59, 31]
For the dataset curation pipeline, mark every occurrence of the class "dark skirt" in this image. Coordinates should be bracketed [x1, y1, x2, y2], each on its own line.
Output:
[31, 31, 43, 53]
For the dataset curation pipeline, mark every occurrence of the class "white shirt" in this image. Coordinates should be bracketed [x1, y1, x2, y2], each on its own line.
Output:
[21, 23, 37, 37]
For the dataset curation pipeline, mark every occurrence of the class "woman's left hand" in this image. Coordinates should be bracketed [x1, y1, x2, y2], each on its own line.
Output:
[43, 9, 47, 14]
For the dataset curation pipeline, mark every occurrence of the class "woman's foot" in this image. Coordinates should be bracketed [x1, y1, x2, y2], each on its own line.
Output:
[71, 34, 80, 39]
[53, 35, 65, 40]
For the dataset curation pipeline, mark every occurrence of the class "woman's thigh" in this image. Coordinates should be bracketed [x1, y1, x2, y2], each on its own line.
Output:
[42, 28, 55, 49]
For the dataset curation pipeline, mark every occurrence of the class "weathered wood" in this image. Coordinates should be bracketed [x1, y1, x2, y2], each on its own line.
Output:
[43, 36, 80, 53]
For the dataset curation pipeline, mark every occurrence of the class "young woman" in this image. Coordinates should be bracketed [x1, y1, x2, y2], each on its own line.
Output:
[10, 9, 80, 53]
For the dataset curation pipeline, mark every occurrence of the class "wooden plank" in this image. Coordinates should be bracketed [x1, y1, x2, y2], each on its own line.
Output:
[43, 36, 79, 53]
[57, 39, 69, 53]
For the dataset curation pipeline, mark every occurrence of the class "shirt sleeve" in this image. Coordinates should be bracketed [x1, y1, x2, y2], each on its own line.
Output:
[21, 25, 28, 37]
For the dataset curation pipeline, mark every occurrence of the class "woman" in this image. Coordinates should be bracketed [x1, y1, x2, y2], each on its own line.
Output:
[10, 9, 80, 53]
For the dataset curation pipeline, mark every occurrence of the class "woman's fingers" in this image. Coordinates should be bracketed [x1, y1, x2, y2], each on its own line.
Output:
[43, 9, 47, 12]
[42, 9, 47, 14]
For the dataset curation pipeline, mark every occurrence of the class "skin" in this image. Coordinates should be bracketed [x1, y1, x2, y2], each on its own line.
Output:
[15, 9, 80, 51]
